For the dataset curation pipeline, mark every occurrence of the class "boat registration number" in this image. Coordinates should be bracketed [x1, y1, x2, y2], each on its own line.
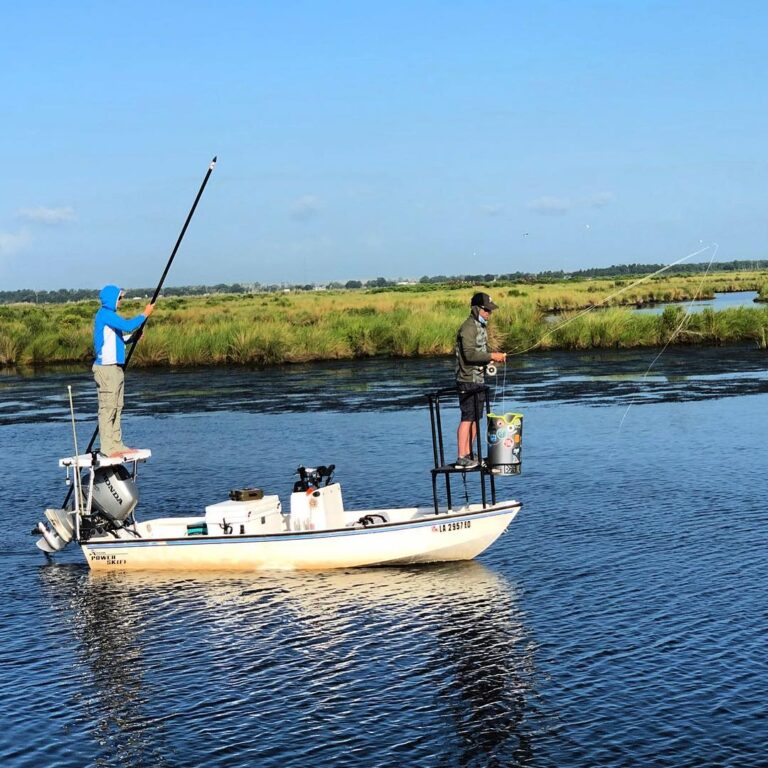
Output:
[433, 520, 471, 533]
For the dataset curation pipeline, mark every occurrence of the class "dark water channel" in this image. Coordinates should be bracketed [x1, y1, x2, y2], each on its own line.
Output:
[1, 348, 767, 767]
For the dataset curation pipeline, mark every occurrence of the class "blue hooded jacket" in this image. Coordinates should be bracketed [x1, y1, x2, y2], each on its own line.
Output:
[93, 285, 147, 365]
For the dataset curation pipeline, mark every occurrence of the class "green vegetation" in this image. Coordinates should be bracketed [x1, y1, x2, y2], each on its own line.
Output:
[2, 270, 768, 368]
[3, 258, 768, 306]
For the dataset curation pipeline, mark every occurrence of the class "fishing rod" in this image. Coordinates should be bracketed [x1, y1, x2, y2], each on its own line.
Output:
[62, 156, 217, 507]
[618, 242, 719, 429]
[507, 243, 716, 358]
[482, 244, 716, 420]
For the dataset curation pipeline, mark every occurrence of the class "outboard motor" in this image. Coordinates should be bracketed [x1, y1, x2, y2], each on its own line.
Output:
[90, 465, 140, 523]
[35, 448, 152, 556]
[35, 508, 75, 553]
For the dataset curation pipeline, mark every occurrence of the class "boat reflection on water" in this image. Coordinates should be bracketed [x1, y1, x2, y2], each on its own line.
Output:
[39, 562, 538, 767]
[429, 569, 536, 766]
[36, 565, 169, 768]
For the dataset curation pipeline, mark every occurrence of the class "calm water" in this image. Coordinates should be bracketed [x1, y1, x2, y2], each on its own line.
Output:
[634, 290, 760, 314]
[1, 349, 767, 767]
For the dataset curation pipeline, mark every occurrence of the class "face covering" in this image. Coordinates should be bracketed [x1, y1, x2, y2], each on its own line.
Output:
[478, 314, 488, 326]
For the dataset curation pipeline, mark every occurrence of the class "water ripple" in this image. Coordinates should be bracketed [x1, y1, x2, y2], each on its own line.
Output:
[2, 352, 768, 766]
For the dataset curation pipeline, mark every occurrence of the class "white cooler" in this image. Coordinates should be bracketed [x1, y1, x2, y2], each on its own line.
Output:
[204, 495, 284, 536]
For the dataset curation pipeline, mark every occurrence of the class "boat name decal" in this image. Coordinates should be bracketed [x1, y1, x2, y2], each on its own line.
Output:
[432, 520, 472, 533]
[87, 551, 127, 565]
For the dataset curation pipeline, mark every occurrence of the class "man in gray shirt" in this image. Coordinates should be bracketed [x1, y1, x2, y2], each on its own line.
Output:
[454, 292, 507, 468]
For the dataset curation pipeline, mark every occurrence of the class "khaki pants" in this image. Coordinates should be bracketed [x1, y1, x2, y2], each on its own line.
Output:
[93, 363, 126, 455]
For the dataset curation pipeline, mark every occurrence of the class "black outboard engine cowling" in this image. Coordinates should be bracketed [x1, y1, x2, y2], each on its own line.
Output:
[89, 466, 139, 522]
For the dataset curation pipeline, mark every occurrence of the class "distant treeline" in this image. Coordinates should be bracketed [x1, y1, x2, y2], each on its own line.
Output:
[548, 260, 768, 279]
[3, 259, 767, 304]
[418, 260, 768, 284]
[0, 283, 256, 305]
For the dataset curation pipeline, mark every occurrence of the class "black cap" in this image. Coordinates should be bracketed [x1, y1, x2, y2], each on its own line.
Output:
[470, 292, 499, 311]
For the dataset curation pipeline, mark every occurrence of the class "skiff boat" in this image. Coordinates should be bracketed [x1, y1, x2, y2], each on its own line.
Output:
[33, 388, 523, 572]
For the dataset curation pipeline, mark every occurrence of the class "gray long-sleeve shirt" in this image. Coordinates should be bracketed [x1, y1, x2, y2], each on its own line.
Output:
[455, 307, 492, 384]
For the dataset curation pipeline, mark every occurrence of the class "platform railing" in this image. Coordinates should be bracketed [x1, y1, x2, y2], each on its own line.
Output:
[427, 386, 496, 514]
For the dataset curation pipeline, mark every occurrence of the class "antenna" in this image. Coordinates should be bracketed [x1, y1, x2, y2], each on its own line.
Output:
[67, 386, 84, 515]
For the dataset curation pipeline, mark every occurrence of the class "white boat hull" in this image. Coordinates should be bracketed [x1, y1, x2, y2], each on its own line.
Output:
[81, 502, 521, 572]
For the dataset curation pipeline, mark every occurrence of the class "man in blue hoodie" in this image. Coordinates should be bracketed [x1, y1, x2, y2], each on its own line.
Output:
[93, 285, 155, 457]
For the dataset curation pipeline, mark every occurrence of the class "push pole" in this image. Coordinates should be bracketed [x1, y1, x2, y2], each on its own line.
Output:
[125, 156, 218, 361]
[62, 156, 217, 508]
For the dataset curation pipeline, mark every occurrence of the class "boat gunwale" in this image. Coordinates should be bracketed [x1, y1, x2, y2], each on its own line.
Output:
[81, 500, 523, 548]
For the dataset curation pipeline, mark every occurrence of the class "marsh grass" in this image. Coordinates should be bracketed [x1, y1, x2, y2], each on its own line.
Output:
[497, 302, 547, 354]
[545, 309, 650, 349]
[4, 271, 768, 367]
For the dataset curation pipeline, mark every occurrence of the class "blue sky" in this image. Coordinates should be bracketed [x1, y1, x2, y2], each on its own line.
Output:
[1, 1, 766, 290]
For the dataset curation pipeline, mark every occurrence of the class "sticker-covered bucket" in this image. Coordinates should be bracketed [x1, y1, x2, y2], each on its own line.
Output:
[487, 412, 523, 475]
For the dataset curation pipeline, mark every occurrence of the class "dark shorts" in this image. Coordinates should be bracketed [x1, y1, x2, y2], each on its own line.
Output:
[457, 383, 487, 422]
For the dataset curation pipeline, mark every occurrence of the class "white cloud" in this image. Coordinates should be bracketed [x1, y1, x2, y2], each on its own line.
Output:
[0, 229, 32, 255]
[585, 192, 614, 209]
[527, 192, 615, 216]
[16, 206, 76, 225]
[481, 204, 505, 217]
[289, 195, 322, 221]
[528, 196, 572, 216]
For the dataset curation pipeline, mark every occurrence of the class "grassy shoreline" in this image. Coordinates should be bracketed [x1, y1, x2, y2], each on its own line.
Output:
[2, 271, 768, 368]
